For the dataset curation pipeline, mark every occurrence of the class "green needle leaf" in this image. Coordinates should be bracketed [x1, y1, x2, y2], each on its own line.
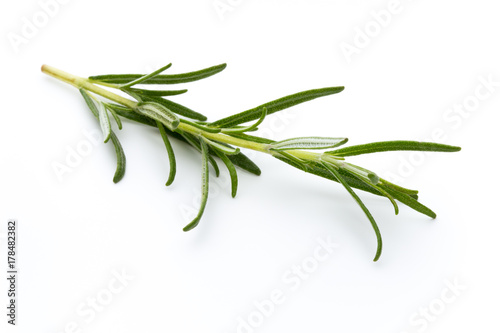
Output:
[180, 133, 220, 177]
[80, 89, 125, 182]
[321, 161, 383, 262]
[379, 179, 419, 197]
[339, 162, 380, 185]
[226, 152, 261, 176]
[328, 141, 461, 157]
[156, 121, 176, 186]
[274, 151, 306, 171]
[105, 104, 123, 130]
[222, 107, 267, 133]
[109, 131, 126, 183]
[80, 89, 111, 142]
[141, 96, 207, 121]
[375, 186, 399, 215]
[79, 88, 99, 117]
[383, 186, 436, 218]
[89, 63, 227, 85]
[108, 103, 157, 126]
[180, 119, 221, 133]
[135, 101, 179, 131]
[214, 149, 238, 198]
[269, 137, 348, 151]
[203, 137, 240, 155]
[227, 132, 275, 144]
[210, 87, 345, 128]
[127, 88, 188, 97]
[288, 160, 385, 197]
[209, 155, 220, 177]
[113, 114, 261, 176]
[119, 63, 172, 88]
[103, 103, 133, 113]
[344, 170, 399, 215]
[183, 140, 210, 231]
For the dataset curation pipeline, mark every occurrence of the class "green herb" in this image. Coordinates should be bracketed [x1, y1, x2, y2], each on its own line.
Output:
[41, 63, 460, 261]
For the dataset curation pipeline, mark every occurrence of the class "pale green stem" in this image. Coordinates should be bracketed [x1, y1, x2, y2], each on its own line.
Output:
[42, 65, 137, 108]
[41, 65, 322, 161]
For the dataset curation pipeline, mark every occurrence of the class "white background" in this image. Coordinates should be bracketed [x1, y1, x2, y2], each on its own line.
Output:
[1, 0, 499, 332]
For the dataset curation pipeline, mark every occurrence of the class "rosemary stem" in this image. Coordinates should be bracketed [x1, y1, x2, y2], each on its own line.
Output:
[176, 122, 320, 161]
[41, 65, 320, 162]
[41, 65, 137, 109]
[176, 122, 268, 152]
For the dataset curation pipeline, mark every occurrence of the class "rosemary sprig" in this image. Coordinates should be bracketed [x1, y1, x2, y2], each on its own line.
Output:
[42, 63, 460, 261]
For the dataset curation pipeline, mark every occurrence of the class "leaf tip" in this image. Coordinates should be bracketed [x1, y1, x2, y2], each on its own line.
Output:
[171, 118, 180, 130]
[183, 220, 199, 232]
[368, 173, 380, 185]
[112, 172, 124, 183]
[373, 245, 382, 262]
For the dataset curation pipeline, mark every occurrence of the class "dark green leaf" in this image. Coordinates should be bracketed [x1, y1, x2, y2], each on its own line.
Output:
[226, 132, 275, 144]
[183, 140, 210, 231]
[142, 96, 207, 121]
[339, 162, 379, 185]
[222, 107, 267, 133]
[321, 162, 383, 262]
[180, 119, 221, 133]
[209, 154, 220, 177]
[120, 63, 172, 88]
[342, 169, 399, 215]
[328, 141, 461, 157]
[105, 104, 123, 130]
[203, 137, 240, 155]
[108, 103, 157, 126]
[156, 121, 176, 186]
[274, 151, 306, 171]
[79, 88, 99, 117]
[144, 124, 259, 176]
[123, 89, 144, 102]
[280, 159, 383, 196]
[180, 132, 220, 176]
[379, 179, 419, 196]
[80, 89, 111, 142]
[226, 151, 261, 175]
[89, 63, 227, 85]
[383, 186, 436, 218]
[210, 86, 345, 128]
[214, 150, 238, 198]
[109, 131, 126, 183]
[127, 88, 188, 96]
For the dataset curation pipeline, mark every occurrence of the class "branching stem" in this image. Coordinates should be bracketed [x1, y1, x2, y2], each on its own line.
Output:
[42, 65, 321, 161]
